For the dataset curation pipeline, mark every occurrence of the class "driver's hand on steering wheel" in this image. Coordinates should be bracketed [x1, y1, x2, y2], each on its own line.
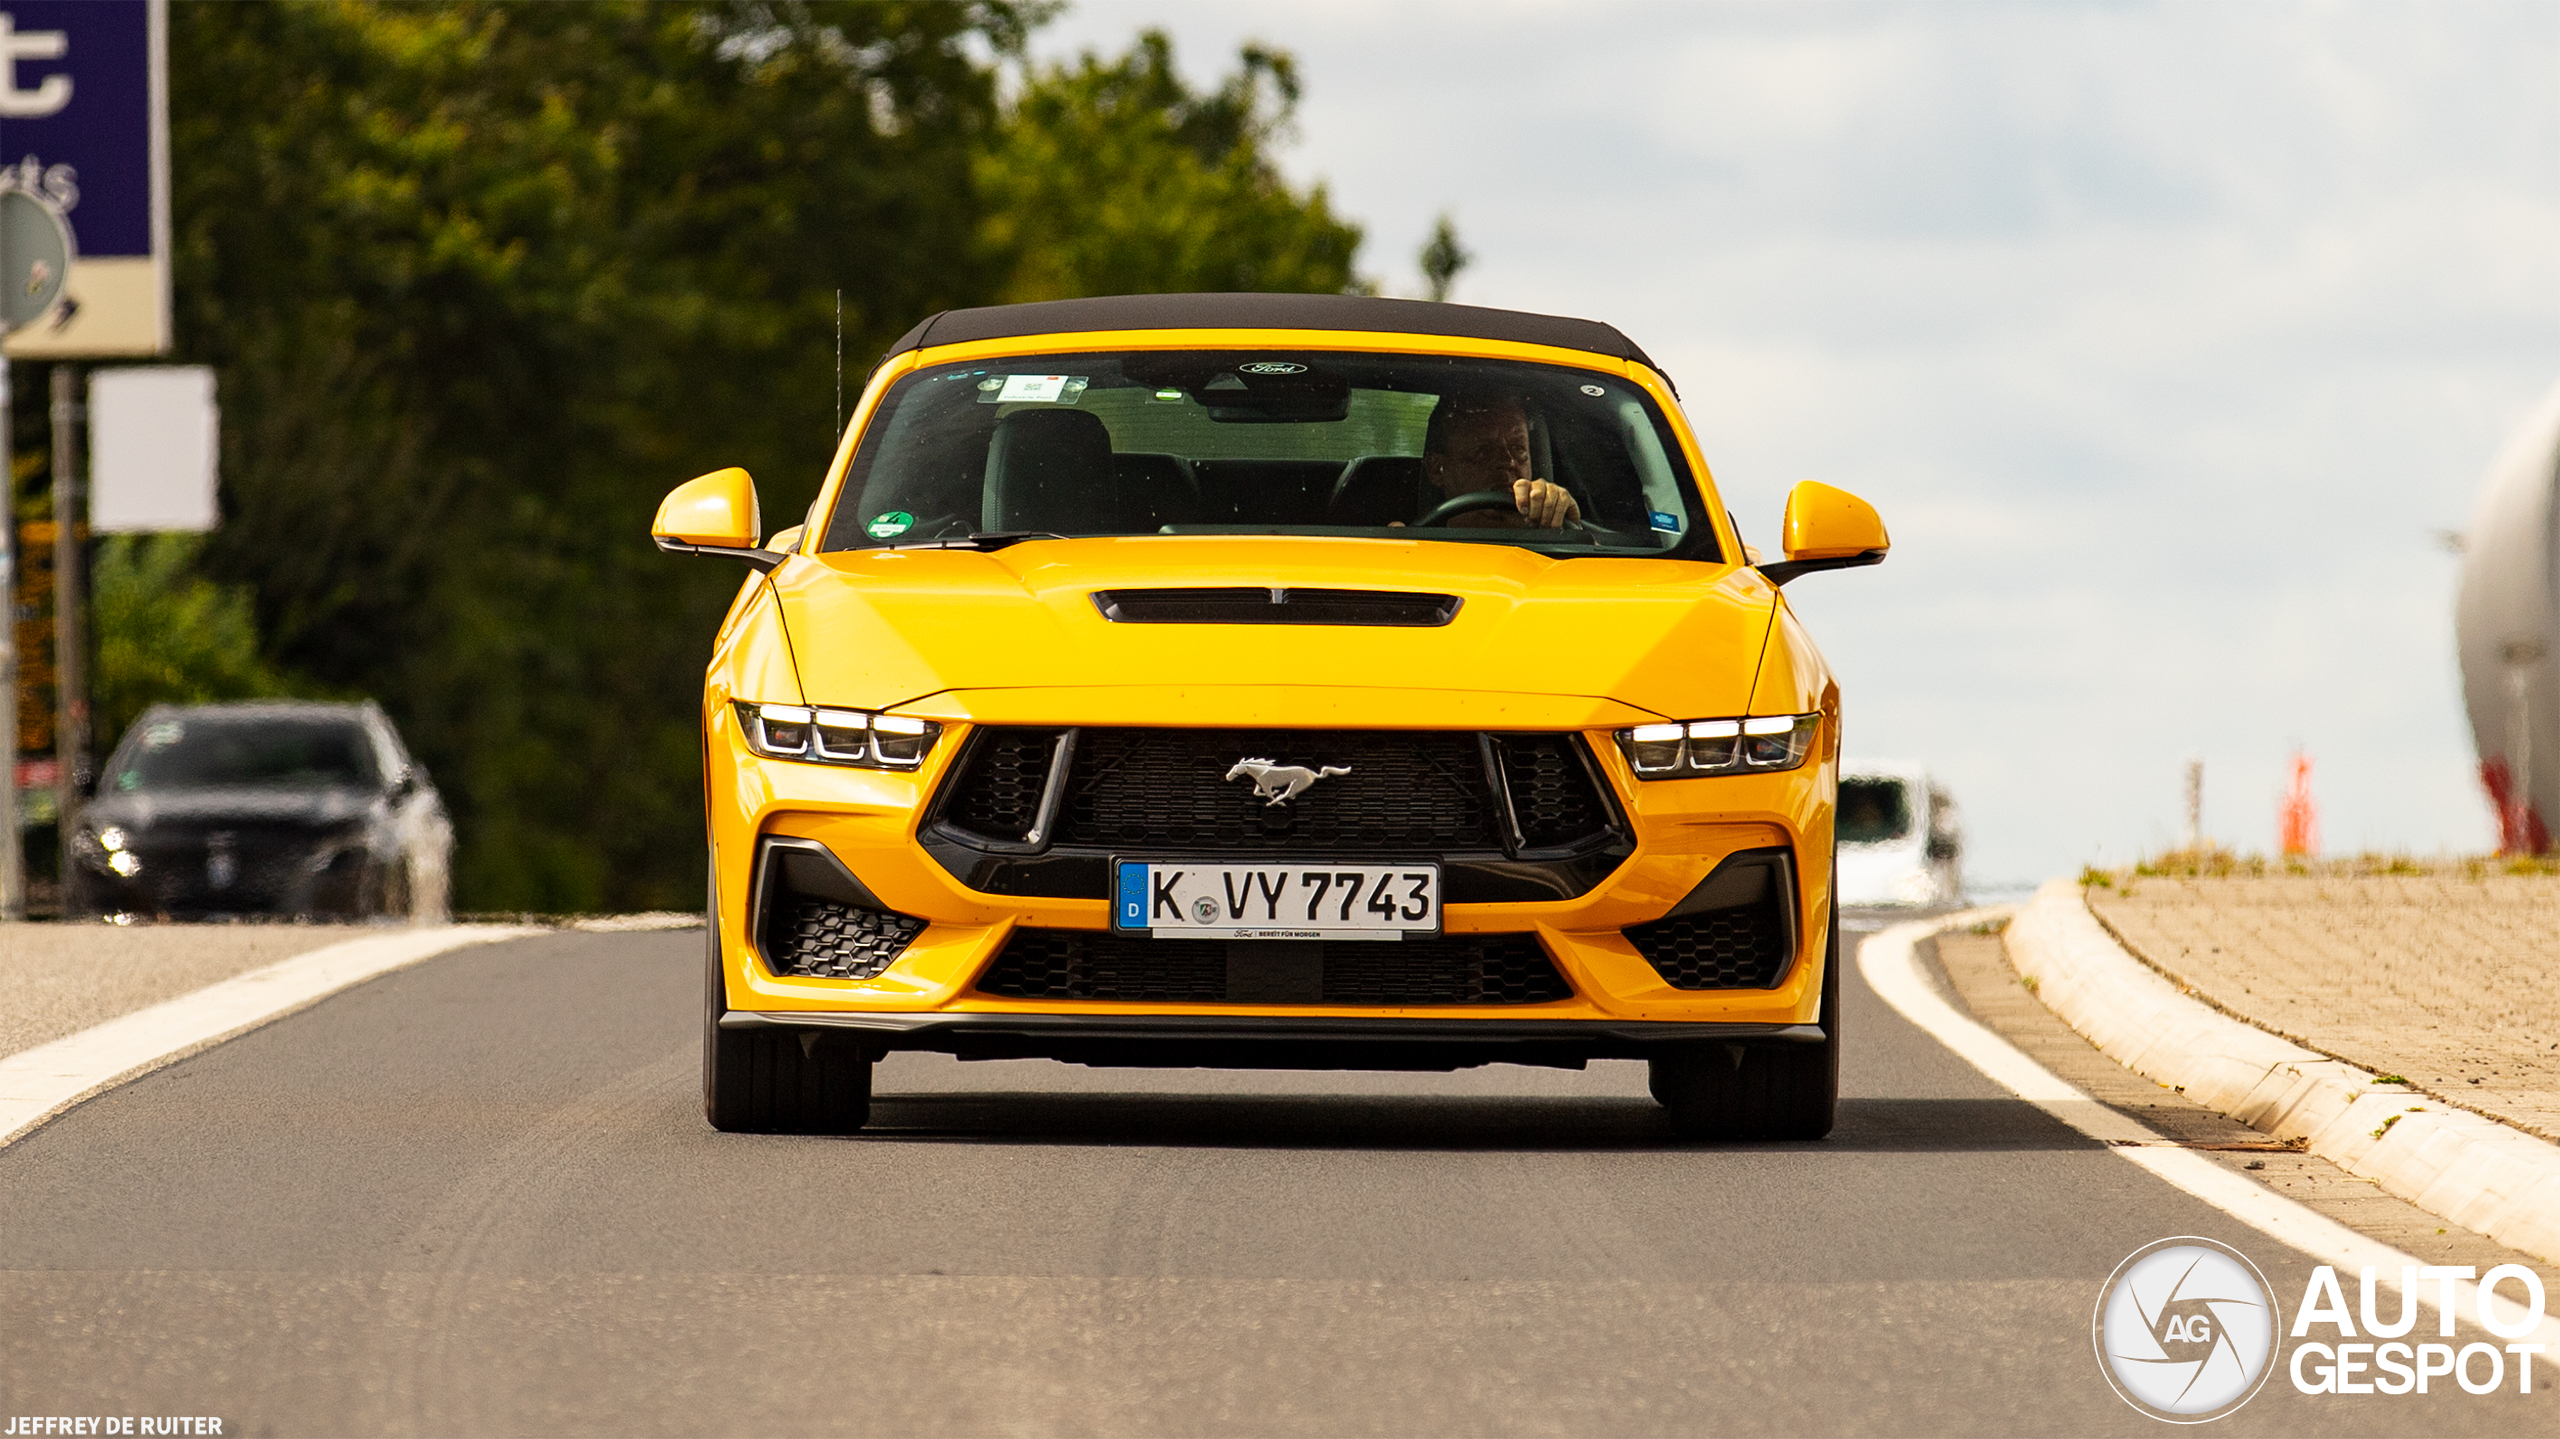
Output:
[1514, 478, 1580, 528]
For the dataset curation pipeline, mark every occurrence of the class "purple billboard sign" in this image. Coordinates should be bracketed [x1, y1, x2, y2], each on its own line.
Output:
[0, 0, 167, 355]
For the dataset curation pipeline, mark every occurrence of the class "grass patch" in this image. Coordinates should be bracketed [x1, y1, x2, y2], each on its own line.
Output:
[2373, 1073, 2409, 1086]
[2083, 850, 2560, 889]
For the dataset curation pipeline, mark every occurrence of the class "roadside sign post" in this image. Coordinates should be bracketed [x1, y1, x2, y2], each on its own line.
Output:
[0, 0, 171, 917]
[0, 189, 75, 922]
[0, 364, 18, 922]
[50, 363, 81, 831]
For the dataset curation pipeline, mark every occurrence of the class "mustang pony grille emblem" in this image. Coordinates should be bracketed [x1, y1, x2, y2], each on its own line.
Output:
[1224, 757, 1350, 807]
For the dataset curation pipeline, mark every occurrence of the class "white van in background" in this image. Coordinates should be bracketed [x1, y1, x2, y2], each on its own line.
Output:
[1835, 761, 1963, 907]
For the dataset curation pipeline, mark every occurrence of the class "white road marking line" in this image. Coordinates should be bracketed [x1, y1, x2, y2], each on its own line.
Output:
[0, 924, 541, 1150]
[1861, 913, 2560, 1346]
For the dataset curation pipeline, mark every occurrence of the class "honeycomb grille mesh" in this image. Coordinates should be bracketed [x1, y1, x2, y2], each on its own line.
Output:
[1057, 728, 1501, 851]
[942, 729, 1063, 841]
[765, 898, 926, 980]
[1499, 735, 1608, 848]
[977, 929, 1573, 1005]
[1624, 903, 1791, 989]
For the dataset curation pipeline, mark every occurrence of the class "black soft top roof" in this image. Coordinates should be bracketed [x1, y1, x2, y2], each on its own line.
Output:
[885, 292, 1668, 377]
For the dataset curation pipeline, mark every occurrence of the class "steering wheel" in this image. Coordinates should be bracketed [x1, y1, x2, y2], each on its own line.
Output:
[1414, 490, 1530, 527]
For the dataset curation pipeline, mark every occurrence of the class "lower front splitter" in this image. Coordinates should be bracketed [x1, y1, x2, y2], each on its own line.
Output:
[719, 1009, 1822, 1070]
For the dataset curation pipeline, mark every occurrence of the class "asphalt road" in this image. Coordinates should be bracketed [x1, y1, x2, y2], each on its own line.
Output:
[0, 921, 2546, 1437]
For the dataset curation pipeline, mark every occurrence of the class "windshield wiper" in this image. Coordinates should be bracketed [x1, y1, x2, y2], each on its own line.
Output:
[887, 531, 1069, 552]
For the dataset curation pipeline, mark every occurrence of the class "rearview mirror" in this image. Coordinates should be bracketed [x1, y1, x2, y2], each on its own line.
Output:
[1759, 481, 1888, 586]
[652, 467, 785, 571]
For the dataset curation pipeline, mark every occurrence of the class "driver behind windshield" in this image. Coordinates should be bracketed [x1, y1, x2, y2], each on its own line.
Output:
[1419, 395, 1581, 529]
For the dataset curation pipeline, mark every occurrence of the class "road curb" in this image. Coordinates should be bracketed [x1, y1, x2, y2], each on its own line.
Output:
[2005, 878, 2560, 1266]
[0, 923, 541, 1150]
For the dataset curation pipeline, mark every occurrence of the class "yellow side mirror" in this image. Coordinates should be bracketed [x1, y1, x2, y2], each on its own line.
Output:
[1762, 481, 1888, 585]
[652, 467, 783, 570]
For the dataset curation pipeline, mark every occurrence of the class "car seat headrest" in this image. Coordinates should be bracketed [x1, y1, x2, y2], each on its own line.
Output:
[1329, 454, 1430, 527]
[984, 408, 1114, 533]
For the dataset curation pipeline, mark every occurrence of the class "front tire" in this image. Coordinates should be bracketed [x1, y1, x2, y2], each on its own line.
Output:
[702, 870, 872, 1134]
[1650, 891, 1841, 1140]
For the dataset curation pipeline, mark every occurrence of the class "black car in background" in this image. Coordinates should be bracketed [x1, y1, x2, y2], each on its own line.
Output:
[67, 701, 451, 922]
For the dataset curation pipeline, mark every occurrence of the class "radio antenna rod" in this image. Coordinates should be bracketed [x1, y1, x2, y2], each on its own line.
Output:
[834, 288, 843, 441]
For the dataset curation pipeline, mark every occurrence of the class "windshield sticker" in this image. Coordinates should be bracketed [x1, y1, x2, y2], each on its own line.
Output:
[1152, 388, 1185, 403]
[991, 374, 1087, 405]
[866, 511, 915, 539]
[1581, 384, 1607, 397]
[143, 722, 184, 748]
[1650, 511, 1683, 532]
[1239, 361, 1308, 375]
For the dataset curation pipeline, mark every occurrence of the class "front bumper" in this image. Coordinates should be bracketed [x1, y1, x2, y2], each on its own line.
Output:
[717, 1009, 1825, 1071]
[706, 691, 1838, 1038]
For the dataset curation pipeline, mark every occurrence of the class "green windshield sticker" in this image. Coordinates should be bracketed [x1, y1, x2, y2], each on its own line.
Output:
[866, 511, 915, 539]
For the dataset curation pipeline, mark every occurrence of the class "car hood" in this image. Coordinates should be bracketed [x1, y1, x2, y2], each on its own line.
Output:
[766, 537, 1778, 721]
[85, 785, 379, 830]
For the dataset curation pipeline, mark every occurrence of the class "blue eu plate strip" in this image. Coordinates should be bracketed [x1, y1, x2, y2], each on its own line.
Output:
[1115, 862, 1148, 930]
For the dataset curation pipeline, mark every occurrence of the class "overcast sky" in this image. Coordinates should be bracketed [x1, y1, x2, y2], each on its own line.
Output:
[1031, 0, 2560, 888]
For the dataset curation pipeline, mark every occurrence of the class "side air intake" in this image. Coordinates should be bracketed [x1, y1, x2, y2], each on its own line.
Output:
[753, 836, 926, 981]
[1623, 846, 1799, 989]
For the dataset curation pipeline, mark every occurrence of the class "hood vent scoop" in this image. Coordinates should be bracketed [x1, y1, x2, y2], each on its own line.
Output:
[1091, 587, 1462, 627]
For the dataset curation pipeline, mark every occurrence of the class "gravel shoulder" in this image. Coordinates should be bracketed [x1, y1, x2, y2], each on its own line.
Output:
[2086, 874, 2560, 1142]
[0, 924, 363, 1061]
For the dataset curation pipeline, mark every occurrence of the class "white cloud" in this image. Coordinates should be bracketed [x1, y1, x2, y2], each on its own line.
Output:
[1035, 0, 2560, 880]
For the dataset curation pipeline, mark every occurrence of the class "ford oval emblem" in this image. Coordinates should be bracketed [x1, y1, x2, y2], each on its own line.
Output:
[1238, 361, 1308, 375]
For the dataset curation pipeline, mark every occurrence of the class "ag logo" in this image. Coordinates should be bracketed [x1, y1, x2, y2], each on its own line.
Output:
[2095, 1237, 2280, 1422]
[1237, 361, 1307, 375]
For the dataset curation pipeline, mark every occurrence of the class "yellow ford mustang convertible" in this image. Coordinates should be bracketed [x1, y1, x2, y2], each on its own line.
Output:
[654, 293, 1888, 1139]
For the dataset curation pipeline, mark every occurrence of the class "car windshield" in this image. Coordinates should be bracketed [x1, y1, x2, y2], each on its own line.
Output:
[110, 715, 380, 793]
[822, 350, 1717, 558]
[1837, 777, 1913, 845]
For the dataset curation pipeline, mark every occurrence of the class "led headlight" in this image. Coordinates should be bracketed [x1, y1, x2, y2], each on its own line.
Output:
[73, 824, 142, 876]
[735, 702, 941, 771]
[1614, 713, 1820, 778]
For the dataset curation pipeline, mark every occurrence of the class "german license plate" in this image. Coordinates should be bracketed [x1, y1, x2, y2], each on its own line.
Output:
[1113, 861, 1441, 940]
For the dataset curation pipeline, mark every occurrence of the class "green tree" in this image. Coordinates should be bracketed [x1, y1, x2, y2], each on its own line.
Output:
[1419, 213, 1470, 302]
[978, 30, 1365, 299]
[90, 535, 288, 753]
[149, 4, 1367, 912]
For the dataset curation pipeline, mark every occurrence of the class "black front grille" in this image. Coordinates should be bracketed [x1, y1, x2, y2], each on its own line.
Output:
[928, 727, 1631, 901]
[1092, 587, 1462, 626]
[763, 897, 927, 980]
[1625, 906, 1790, 988]
[943, 729, 1063, 839]
[978, 929, 1573, 1005]
[1056, 728, 1501, 851]
[1497, 735, 1607, 848]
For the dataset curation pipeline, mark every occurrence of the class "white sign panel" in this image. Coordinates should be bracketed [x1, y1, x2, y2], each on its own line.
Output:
[90, 364, 214, 531]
